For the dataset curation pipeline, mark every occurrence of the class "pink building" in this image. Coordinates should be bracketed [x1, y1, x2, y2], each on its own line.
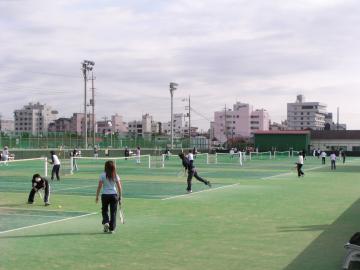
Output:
[211, 102, 270, 144]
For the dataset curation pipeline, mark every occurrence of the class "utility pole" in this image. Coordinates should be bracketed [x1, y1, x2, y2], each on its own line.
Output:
[224, 104, 228, 148]
[188, 95, 191, 148]
[169, 82, 178, 149]
[81, 60, 95, 149]
[337, 107, 339, 131]
[183, 96, 191, 148]
[90, 72, 96, 148]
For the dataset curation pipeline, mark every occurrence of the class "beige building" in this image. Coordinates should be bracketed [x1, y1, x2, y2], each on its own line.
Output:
[14, 102, 58, 134]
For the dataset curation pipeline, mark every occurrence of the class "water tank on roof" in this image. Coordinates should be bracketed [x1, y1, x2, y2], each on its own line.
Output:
[296, 95, 305, 103]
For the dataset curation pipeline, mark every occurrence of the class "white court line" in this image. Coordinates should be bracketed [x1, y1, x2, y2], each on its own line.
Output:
[0, 207, 91, 213]
[0, 212, 97, 235]
[0, 213, 67, 218]
[162, 183, 239, 201]
[261, 158, 360, 180]
[262, 165, 324, 180]
[53, 185, 97, 192]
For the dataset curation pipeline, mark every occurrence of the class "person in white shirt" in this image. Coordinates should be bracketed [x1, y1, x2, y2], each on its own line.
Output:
[1, 146, 9, 166]
[95, 160, 122, 233]
[50, 150, 61, 180]
[296, 152, 304, 177]
[321, 151, 327, 165]
[330, 152, 337, 170]
[135, 146, 141, 164]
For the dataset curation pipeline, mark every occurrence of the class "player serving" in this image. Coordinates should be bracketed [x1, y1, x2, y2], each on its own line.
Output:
[178, 150, 211, 193]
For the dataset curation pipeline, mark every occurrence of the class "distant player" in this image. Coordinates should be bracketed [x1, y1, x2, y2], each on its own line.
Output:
[192, 147, 198, 159]
[296, 152, 304, 178]
[1, 146, 10, 166]
[179, 151, 211, 193]
[321, 150, 327, 164]
[94, 146, 99, 158]
[50, 150, 61, 181]
[341, 151, 346, 164]
[124, 147, 130, 160]
[135, 146, 141, 164]
[164, 148, 171, 160]
[28, 173, 51, 206]
[229, 148, 235, 159]
[330, 152, 337, 170]
[71, 148, 79, 171]
[95, 160, 122, 234]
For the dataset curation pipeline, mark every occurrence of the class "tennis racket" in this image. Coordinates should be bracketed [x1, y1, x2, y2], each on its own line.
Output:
[119, 200, 125, 224]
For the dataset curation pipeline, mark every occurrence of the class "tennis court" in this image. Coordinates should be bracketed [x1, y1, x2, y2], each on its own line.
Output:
[1, 154, 360, 270]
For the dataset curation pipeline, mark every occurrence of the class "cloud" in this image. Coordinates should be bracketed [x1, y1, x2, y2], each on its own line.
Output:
[1, 0, 360, 129]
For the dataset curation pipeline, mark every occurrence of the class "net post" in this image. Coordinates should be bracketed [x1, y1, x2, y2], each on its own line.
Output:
[162, 154, 165, 168]
[70, 156, 74, 175]
[148, 155, 151, 169]
[215, 152, 218, 164]
[239, 151, 243, 166]
[206, 153, 209, 164]
[44, 157, 48, 177]
[269, 151, 272, 160]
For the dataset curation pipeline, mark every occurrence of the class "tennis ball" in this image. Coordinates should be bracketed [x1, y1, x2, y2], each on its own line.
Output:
[58, 205, 62, 208]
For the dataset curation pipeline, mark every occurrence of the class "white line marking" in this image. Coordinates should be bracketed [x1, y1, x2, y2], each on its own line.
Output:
[0, 207, 89, 213]
[53, 185, 97, 192]
[262, 165, 325, 180]
[0, 213, 68, 218]
[0, 212, 97, 235]
[162, 184, 239, 200]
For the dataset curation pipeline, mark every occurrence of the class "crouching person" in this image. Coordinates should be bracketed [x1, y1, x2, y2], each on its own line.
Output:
[28, 173, 51, 206]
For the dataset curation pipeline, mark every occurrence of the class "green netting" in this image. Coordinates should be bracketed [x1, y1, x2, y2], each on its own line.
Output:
[216, 153, 243, 165]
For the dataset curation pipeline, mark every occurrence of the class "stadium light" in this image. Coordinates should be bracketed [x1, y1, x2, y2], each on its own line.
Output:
[169, 82, 178, 149]
[82, 60, 95, 149]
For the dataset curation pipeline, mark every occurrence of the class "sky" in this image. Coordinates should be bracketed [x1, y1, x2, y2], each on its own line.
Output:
[1, 0, 360, 131]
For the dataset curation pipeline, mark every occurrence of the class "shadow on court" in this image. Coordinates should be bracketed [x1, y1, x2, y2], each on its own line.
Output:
[281, 198, 360, 270]
[0, 232, 105, 239]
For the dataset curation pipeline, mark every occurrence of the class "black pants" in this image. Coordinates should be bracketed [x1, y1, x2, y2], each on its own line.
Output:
[101, 194, 118, 231]
[51, 165, 60, 180]
[322, 157, 325, 164]
[331, 160, 336, 170]
[28, 182, 50, 203]
[343, 157, 346, 164]
[187, 169, 208, 191]
[297, 164, 304, 177]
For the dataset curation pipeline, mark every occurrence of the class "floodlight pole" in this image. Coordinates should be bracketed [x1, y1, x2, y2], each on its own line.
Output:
[91, 72, 96, 148]
[188, 95, 191, 148]
[169, 82, 178, 149]
[81, 60, 95, 149]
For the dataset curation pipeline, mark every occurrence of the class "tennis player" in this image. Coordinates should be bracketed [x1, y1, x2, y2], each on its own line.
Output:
[1, 146, 9, 165]
[50, 150, 61, 181]
[179, 151, 211, 193]
[28, 173, 51, 206]
[95, 160, 122, 233]
[135, 146, 141, 164]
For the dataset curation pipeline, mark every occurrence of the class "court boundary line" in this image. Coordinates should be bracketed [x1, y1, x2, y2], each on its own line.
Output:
[0, 207, 91, 213]
[161, 183, 239, 200]
[261, 165, 323, 180]
[261, 158, 360, 180]
[0, 212, 97, 235]
[0, 213, 74, 218]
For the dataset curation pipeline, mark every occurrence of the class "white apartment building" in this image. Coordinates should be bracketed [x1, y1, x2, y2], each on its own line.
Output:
[0, 119, 14, 133]
[14, 102, 58, 134]
[211, 102, 270, 143]
[162, 113, 185, 137]
[287, 95, 327, 130]
[70, 113, 95, 135]
[128, 114, 153, 136]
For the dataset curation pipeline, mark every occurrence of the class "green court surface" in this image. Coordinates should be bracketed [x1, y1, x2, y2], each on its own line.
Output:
[1, 155, 360, 270]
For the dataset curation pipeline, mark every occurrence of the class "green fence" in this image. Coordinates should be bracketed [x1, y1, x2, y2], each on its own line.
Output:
[0, 132, 204, 150]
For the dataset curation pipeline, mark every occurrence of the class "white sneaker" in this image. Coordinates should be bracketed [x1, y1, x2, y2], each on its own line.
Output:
[187, 190, 192, 193]
[103, 223, 110, 233]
